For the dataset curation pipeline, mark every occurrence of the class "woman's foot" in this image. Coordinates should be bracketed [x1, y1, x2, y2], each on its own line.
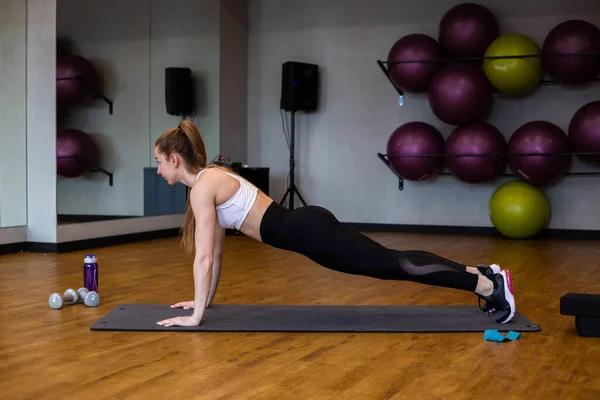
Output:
[480, 270, 516, 324]
[471, 263, 502, 313]
[476, 263, 502, 278]
[467, 263, 501, 278]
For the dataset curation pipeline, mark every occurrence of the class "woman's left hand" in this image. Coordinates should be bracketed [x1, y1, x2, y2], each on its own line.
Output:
[157, 315, 201, 327]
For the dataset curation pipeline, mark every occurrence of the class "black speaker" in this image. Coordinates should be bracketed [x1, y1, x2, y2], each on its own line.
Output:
[165, 67, 194, 116]
[280, 61, 319, 112]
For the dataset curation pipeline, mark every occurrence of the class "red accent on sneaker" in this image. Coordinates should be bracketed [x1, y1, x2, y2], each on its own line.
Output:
[505, 269, 514, 295]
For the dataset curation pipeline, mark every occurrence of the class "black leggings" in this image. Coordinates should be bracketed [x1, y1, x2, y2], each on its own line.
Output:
[259, 202, 479, 292]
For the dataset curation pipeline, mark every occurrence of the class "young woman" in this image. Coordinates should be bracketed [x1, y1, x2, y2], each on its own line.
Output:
[155, 121, 516, 328]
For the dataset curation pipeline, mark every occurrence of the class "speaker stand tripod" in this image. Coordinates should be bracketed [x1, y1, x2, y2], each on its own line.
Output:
[280, 110, 307, 210]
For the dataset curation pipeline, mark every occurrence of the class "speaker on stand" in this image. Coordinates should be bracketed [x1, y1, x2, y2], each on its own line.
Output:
[165, 67, 194, 118]
[279, 61, 319, 210]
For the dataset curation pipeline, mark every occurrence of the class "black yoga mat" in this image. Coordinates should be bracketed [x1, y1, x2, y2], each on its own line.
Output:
[91, 303, 541, 332]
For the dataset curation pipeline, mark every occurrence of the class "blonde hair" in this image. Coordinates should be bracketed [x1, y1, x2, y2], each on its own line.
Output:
[155, 120, 229, 255]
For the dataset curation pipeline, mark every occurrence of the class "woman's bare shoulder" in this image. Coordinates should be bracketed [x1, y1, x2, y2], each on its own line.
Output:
[191, 168, 233, 197]
[195, 167, 227, 181]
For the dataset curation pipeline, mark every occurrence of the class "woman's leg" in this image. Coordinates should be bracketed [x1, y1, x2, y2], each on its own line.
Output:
[281, 206, 482, 291]
[399, 250, 502, 278]
[260, 203, 515, 323]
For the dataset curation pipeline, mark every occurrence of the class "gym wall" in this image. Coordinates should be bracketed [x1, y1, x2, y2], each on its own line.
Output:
[55, 0, 221, 217]
[219, 0, 249, 165]
[247, 0, 600, 231]
[1, 0, 249, 249]
[0, 0, 27, 229]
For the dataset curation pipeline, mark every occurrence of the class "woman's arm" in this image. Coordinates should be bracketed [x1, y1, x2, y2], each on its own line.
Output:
[207, 225, 225, 307]
[157, 181, 217, 327]
[189, 185, 218, 324]
[168, 225, 224, 310]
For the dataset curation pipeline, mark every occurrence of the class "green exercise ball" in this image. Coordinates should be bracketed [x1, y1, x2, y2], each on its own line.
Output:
[483, 33, 543, 96]
[488, 180, 551, 239]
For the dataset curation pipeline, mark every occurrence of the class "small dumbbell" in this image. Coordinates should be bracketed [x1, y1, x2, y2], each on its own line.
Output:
[48, 288, 79, 309]
[77, 287, 100, 307]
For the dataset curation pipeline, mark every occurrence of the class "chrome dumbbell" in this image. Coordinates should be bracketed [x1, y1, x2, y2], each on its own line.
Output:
[77, 287, 100, 307]
[48, 288, 79, 309]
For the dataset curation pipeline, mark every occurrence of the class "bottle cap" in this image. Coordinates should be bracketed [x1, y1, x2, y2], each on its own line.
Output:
[84, 254, 97, 263]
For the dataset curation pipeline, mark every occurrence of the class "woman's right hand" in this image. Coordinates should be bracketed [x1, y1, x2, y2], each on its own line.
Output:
[170, 301, 194, 310]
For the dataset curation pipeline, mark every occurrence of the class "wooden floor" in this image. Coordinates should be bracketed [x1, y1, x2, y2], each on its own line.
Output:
[1, 231, 600, 399]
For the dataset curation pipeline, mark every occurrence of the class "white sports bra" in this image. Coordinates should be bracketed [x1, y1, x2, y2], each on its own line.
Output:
[196, 168, 259, 230]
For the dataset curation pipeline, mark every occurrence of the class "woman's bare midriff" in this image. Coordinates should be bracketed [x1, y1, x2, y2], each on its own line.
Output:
[239, 191, 273, 242]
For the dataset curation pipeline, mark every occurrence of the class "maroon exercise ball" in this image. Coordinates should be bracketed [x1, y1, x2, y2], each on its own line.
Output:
[568, 100, 600, 165]
[508, 121, 572, 186]
[56, 55, 100, 105]
[387, 33, 443, 93]
[386, 121, 445, 181]
[445, 122, 507, 184]
[57, 129, 100, 178]
[428, 63, 494, 126]
[438, 2, 500, 59]
[542, 19, 600, 84]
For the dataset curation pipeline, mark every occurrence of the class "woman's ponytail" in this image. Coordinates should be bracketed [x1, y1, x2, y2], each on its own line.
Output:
[177, 120, 207, 168]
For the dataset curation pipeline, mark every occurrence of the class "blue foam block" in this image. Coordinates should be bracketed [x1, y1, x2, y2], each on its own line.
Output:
[484, 330, 522, 342]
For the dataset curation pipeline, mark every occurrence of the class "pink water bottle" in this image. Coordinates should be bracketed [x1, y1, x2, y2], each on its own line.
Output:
[83, 254, 98, 293]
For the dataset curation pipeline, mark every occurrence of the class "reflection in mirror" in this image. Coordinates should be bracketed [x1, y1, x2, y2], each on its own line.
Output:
[0, 0, 27, 228]
[55, 0, 220, 225]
